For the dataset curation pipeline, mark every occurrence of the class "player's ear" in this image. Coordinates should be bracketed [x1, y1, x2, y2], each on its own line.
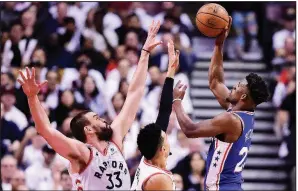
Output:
[84, 126, 93, 134]
[240, 94, 248, 100]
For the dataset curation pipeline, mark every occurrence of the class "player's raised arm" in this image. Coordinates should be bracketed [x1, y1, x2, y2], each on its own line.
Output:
[17, 68, 89, 164]
[111, 21, 162, 148]
[208, 16, 232, 110]
[155, 39, 180, 131]
[172, 80, 241, 138]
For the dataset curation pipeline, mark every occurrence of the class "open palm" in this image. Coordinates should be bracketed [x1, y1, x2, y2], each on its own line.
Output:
[143, 20, 162, 52]
[17, 67, 48, 98]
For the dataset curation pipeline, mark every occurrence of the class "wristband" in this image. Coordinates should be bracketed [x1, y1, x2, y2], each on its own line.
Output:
[142, 48, 150, 54]
[173, 98, 182, 103]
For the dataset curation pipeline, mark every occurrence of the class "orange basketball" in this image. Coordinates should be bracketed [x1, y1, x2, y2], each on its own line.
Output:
[196, 3, 229, 37]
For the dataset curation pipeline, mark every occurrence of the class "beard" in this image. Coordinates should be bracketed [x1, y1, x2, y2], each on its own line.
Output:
[226, 96, 238, 105]
[95, 123, 113, 141]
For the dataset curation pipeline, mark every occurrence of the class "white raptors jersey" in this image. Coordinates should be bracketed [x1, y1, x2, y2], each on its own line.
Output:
[69, 142, 131, 190]
[131, 157, 175, 190]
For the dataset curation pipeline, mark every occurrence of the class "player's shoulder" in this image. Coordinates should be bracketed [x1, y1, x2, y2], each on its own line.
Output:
[144, 173, 173, 190]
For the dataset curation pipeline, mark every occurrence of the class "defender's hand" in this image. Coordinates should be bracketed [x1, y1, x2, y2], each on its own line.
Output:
[167, 39, 180, 78]
[142, 20, 163, 52]
[17, 67, 48, 98]
[215, 16, 232, 46]
[173, 80, 187, 100]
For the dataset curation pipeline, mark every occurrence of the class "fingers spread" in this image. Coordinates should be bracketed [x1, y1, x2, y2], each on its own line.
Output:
[32, 67, 36, 79]
[38, 80, 48, 88]
[19, 70, 27, 81]
[26, 67, 31, 79]
[175, 80, 181, 88]
[17, 79, 24, 86]
[182, 85, 188, 91]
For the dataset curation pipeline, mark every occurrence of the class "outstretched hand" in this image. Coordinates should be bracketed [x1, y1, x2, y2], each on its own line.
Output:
[173, 80, 187, 100]
[215, 16, 232, 46]
[17, 67, 48, 98]
[167, 39, 180, 78]
[143, 20, 163, 52]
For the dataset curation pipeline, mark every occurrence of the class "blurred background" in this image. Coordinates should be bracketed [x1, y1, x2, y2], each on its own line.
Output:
[0, 2, 296, 191]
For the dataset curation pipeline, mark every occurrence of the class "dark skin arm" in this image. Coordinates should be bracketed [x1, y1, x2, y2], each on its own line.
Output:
[209, 16, 232, 110]
[172, 85, 242, 139]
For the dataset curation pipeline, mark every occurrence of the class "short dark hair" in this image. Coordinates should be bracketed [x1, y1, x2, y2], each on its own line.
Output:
[137, 123, 164, 160]
[70, 110, 91, 142]
[61, 169, 69, 177]
[246, 73, 270, 106]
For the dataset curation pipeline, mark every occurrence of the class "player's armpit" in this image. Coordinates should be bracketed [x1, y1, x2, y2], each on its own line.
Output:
[143, 173, 173, 190]
[184, 112, 241, 138]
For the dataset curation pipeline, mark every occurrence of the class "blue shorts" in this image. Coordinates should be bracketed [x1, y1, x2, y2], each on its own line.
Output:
[219, 183, 242, 191]
[205, 183, 242, 191]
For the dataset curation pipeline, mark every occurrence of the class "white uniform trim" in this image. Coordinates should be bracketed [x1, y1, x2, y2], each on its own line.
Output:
[205, 139, 233, 191]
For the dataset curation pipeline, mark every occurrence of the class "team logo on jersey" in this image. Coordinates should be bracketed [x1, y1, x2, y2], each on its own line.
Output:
[245, 129, 253, 142]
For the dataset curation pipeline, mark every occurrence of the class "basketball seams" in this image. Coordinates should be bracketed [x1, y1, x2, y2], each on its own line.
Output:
[196, 19, 225, 30]
[197, 12, 229, 23]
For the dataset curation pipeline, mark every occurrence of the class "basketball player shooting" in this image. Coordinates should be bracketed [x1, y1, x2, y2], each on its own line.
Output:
[17, 21, 162, 190]
[131, 39, 181, 191]
[172, 17, 270, 191]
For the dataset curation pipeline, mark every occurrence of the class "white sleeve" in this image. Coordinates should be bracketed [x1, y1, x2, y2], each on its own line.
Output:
[272, 82, 286, 108]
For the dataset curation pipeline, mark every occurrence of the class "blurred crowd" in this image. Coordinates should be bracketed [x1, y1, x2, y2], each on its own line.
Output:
[0, 2, 296, 191]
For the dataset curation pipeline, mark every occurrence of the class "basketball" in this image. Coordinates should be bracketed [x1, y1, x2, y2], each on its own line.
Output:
[196, 3, 229, 37]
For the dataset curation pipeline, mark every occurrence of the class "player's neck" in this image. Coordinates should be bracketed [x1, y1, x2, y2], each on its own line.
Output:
[231, 103, 254, 112]
[147, 157, 166, 170]
[87, 139, 109, 154]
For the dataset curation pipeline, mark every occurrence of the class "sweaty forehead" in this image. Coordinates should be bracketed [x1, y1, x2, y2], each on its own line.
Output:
[84, 112, 97, 119]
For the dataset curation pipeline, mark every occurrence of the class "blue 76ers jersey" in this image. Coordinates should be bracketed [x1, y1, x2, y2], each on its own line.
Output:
[204, 110, 255, 190]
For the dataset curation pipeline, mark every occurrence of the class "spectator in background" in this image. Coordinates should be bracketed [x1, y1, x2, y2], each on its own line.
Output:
[1, 2, 19, 30]
[124, 31, 140, 50]
[46, 2, 68, 35]
[10, 169, 26, 191]
[1, 86, 28, 131]
[1, 102, 22, 157]
[1, 155, 18, 190]
[60, 117, 73, 138]
[60, 55, 106, 93]
[115, 13, 147, 45]
[272, 63, 295, 108]
[158, 13, 191, 51]
[15, 127, 46, 167]
[119, 79, 129, 97]
[272, 36, 295, 68]
[25, 144, 56, 190]
[60, 169, 73, 191]
[2, 21, 24, 71]
[20, 8, 38, 65]
[173, 173, 184, 191]
[29, 48, 48, 82]
[173, 152, 206, 191]
[150, 32, 189, 73]
[74, 75, 107, 116]
[44, 33, 74, 68]
[106, 58, 131, 99]
[41, 70, 60, 109]
[230, 2, 260, 59]
[57, 16, 81, 53]
[54, 90, 76, 127]
[273, 7, 295, 55]
[275, 85, 296, 191]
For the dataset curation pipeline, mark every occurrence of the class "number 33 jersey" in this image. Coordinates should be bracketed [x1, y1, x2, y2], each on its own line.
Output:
[204, 110, 255, 190]
[69, 142, 131, 190]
